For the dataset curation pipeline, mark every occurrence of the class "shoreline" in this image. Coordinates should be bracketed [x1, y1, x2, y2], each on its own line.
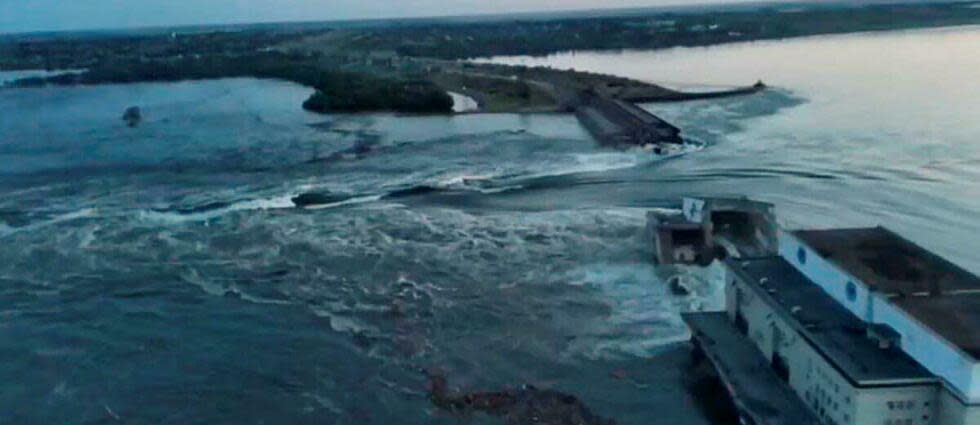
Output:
[468, 22, 980, 63]
[4, 4, 978, 114]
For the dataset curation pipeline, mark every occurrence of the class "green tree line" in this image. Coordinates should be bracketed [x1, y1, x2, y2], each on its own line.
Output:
[9, 53, 453, 113]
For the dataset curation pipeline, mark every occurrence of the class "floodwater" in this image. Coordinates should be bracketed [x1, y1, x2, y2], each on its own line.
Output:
[1, 25, 978, 425]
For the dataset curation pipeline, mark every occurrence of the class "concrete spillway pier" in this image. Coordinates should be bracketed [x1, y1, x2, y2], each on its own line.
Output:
[574, 94, 683, 149]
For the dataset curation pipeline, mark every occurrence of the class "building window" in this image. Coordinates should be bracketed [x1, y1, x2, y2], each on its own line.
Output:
[846, 281, 857, 302]
[797, 247, 807, 265]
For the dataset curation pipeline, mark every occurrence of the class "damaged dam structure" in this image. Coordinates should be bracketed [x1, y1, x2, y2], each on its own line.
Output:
[574, 94, 684, 150]
[571, 82, 764, 150]
[648, 198, 980, 425]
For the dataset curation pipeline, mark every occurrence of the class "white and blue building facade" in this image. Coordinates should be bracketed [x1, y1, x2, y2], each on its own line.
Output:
[753, 227, 980, 425]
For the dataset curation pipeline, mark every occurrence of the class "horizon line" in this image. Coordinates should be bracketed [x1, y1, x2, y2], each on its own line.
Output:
[0, 0, 881, 37]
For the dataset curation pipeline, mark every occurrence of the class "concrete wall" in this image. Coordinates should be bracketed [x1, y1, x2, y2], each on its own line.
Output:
[777, 231, 873, 321]
[778, 231, 980, 404]
[854, 386, 938, 425]
[936, 387, 980, 425]
[872, 297, 980, 404]
[725, 270, 737, 322]
[729, 268, 856, 424]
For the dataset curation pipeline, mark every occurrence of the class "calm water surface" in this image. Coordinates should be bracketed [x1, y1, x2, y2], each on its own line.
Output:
[1, 26, 979, 425]
[483, 25, 980, 267]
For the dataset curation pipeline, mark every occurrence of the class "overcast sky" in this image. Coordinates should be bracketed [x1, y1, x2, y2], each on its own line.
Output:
[0, 0, 765, 34]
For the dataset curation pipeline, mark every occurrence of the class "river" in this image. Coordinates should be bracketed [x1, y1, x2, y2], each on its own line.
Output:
[1, 26, 978, 425]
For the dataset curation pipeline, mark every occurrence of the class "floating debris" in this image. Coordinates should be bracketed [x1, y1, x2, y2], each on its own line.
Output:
[122, 106, 142, 127]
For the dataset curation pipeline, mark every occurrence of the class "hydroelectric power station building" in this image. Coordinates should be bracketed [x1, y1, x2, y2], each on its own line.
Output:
[649, 199, 980, 425]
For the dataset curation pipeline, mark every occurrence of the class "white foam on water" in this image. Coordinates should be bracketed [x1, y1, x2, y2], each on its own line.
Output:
[45, 208, 98, 225]
[700, 261, 728, 312]
[646, 207, 684, 217]
[448, 91, 480, 113]
[300, 392, 344, 415]
[0, 208, 98, 238]
[414, 141, 686, 194]
[227, 195, 296, 211]
[561, 263, 683, 359]
[77, 224, 100, 249]
[547, 152, 648, 177]
[138, 195, 296, 224]
[179, 269, 228, 297]
[0, 69, 86, 86]
[425, 173, 526, 194]
[473, 184, 526, 194]
[432, 173, 495, 187]
[519, 145, 702, 182]
[137, 184, 396, 224]
[310, 307, 380, 335]
[303, 194, 384, 210]
[561, 260, 725, 360]
[179, 268, 291, 305]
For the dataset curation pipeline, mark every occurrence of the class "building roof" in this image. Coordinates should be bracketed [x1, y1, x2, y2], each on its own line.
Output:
[793, 227, 980, 296]
[728, 256, 937, 387]
[890, 293, 980, 360]
[793, 227, 980, 360]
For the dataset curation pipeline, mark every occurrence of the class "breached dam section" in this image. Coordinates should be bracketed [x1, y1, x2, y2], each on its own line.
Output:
[575, 94, 684, 149]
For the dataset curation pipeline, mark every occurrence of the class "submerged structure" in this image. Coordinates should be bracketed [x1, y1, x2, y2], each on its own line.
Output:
[575, 94, 683, 150]
[649, 198, 980, 425]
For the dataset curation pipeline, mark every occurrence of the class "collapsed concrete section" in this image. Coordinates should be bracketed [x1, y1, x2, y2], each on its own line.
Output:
[575, 94, 684, 151]
[646, 197, 778, 265]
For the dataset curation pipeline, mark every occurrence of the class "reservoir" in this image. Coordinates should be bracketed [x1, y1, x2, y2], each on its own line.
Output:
[481, 25, 980, 270]
[1, 26, 979, 425]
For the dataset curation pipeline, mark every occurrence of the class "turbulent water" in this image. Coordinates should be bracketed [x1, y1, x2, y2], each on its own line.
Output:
[2, 26, 979, 425]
